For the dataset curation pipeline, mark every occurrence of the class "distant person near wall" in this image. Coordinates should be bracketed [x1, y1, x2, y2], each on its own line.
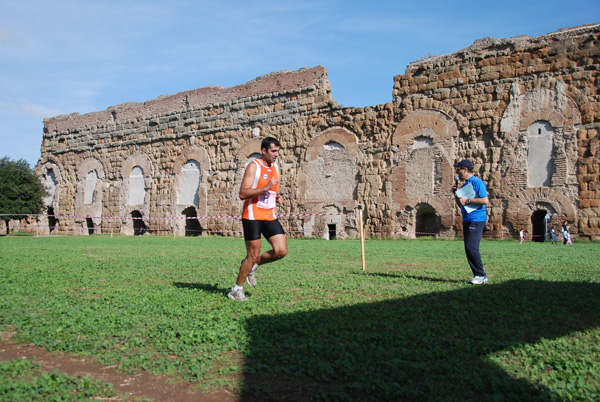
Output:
[520, 229, 525, 244]
[561, 220, 569, 245]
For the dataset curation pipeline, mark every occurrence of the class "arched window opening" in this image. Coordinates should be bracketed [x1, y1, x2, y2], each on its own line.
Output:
[131, 210, 148, 236]
[86, 218, 95, 235]
[183, 207, 203, 237]
[306, 143, 354, 201]
[180, 160, 200, 206]
[43, 168, 57, 205]
[531, 210, 548, 242]
[412, 136, 434, 149]
[406, 148, 435, 198]
[129, 166, 145, 205]
[528, 121, 555, 187]
[85, 170, 98, 204]
[324, 141, 344, 150]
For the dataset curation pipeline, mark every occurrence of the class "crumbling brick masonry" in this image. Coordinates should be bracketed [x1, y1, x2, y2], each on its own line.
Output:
[34, 23, 600, 241]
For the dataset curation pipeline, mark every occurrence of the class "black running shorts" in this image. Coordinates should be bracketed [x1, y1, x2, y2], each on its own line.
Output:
[242, 219, 285, 241]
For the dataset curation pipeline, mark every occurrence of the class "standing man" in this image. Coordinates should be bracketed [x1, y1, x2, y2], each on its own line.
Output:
[452, 159, 490, 285]
[228, 137, 288, 301]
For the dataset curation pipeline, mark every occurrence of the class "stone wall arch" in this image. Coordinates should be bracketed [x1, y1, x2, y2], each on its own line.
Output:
[234, 137, 264, 185]
[392, 108, 457, 152]
[236, 138, 263, 167]
[74, 157, 106, 232]
[301, 127, 361, 237]
[390, 109, 457, 238]
[503, 187, 577, 238]
[395, 96, 466, 134]
[35, 157, 65, 235]
[39, 163, 60, 210]
[120, 152, 153, 234]
[394, 197, 454, 239]
[36, 156, 65, 210]
[305, 127, 360, 162]
[499, 82, 581, 194]
[518, 109, 566, 131]
[171, 147, 210, 236]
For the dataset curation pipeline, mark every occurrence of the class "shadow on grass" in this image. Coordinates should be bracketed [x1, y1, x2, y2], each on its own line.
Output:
[364, 271, 464, 284]
[240, 280, 600, 401]
[172, 282, 227, 295]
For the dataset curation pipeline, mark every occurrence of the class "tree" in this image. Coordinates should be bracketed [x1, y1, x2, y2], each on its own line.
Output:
[0, 157, 47, 234]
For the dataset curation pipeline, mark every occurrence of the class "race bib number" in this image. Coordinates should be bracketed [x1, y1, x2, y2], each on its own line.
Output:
[257, 191, 276, 209]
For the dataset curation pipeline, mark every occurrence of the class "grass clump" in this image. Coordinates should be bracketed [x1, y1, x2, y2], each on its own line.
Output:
[0, 358, 116, 401]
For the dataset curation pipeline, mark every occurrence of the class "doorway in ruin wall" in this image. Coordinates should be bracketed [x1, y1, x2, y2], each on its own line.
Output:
[182, 207, 203, 237]
[415, 203, 440, 237]
[131, 210, 148, 236]
[86, 218, 95, 235]
[531, 209, 550, 242]
[47, 207, 57, 234]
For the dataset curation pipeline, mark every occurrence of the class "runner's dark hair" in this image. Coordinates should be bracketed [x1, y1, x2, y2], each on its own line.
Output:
[261, 137, 280, 151]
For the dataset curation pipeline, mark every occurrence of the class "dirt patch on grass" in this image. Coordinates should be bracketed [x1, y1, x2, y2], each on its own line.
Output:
[0, 339, 237, 402]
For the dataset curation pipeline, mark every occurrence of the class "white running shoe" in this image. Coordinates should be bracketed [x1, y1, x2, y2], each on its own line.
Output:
[227, 288, 248, 301]
[468, 276, 488, 285]
[246, 269, 257, 287]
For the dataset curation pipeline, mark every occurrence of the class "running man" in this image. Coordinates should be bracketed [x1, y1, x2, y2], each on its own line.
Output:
[227, 137, 288, 301]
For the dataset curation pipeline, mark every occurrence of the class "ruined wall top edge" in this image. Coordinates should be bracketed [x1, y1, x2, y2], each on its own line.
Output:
[404, 22, 600, 71]
[44, 66, 329, 133]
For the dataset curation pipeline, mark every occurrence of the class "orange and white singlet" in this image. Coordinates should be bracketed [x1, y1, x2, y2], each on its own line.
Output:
[242, 159, 280, 221]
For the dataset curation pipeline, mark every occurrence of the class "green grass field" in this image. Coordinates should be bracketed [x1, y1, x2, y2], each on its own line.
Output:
[1, 235, 599, 401]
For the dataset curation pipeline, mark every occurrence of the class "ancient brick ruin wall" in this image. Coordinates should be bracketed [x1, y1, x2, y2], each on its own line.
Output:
[390, 23, 600, 239]
[34, 23, 600, 240]
[36, 67, 339, 236]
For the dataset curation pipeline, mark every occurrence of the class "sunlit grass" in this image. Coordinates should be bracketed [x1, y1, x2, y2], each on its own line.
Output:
[1, 236, 599, 400]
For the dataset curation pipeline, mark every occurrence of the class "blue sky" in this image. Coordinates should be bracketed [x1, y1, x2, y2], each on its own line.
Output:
[1, 0, 599, 168]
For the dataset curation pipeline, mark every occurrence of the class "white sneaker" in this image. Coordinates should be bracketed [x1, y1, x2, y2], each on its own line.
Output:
[246, 269, 257, 287]
[227, 288, 248, 301]
[468, 276, 488, 285]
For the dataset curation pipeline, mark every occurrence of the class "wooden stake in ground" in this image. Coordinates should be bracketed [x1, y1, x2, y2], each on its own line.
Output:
[357, 207, 366, 271]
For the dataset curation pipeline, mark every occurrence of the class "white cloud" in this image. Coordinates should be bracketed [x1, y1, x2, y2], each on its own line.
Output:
[0, 101, 62, 119]
[0, 27, 29, 49]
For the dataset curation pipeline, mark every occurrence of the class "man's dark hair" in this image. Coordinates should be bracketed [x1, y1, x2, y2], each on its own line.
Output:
[261, 137, 281, 152]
